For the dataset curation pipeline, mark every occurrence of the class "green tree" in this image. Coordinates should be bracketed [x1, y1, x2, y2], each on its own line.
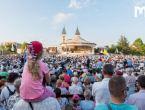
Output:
[107, 44, 116, 53]
[6, 44, 17, 52]
[131, 38, 145, 55]
[117, 35, 130, 54]
[21, 42, 27, 52]
[0, 43, 5, 51]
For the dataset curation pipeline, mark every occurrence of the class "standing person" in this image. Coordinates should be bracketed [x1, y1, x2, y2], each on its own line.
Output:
[97, 59, 103, 72]
[126, 75, 145, 110]
[127, 58, 132, 68]
[20, 41, 56, 103]
[94, 76, 138, 110]
[20, 56, 24, 66]
[125, 68, 136, 99]
[123, 59, 127, 68]
[7, 78, 21, 109]
[87, 58, 90, 69]
[132, 58, 136, 68]
[92, 64, 114, 105]
[0, 68, 9, 80]
[1, 73, 19, 107]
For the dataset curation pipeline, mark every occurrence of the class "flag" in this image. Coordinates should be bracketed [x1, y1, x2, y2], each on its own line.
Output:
[115, 47, 119, 53]
[104, 48, 110, 62]
[24, 46, 27, 64]
[132, 46, 138, 50]
[104, 48, 108, 55]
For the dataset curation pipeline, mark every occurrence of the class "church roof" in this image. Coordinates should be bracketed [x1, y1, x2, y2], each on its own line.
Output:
[65, 36, 95, 44]
[75, 27, 80, 35]
[62, 27, 66, 34]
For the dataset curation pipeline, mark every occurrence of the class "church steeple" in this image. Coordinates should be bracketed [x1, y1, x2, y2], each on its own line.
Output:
[62, 27, 66, 34]
[75, 27, 80, 35]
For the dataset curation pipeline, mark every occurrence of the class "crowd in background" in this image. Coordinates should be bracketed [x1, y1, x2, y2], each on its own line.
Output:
[0, 47, 145, 110]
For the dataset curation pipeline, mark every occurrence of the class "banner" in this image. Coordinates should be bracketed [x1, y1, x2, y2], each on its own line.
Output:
[48, 47, 57, 53]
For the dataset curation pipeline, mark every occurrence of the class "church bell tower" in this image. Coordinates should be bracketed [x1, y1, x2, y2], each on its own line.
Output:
[61, 27, 67, 43]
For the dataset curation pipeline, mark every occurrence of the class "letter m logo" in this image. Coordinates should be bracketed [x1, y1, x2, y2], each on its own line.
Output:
[135, 6, 145, 17]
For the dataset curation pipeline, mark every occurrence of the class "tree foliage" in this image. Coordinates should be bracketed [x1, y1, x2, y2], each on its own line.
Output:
[117, 36, 130, 54]
[106, 44, 116, 53]
[0, 43, 5, 51]
[6, 44, 17, 52]
[131, 38, 145, 55]
[21, 42, 27, 52]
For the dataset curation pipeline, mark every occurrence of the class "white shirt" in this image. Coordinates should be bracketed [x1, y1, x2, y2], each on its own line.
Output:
[92, 78, 111, 105]
[126, 90, 145, 110]
[69, 85, 83, 94]
[12, 97, 61, 110]
[1, 85, 15, 101]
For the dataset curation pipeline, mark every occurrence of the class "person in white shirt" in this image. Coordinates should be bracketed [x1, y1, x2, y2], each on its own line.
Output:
[92, 64, 114, 105]
[126, 75, 145, 110]
[12, 97, 61, 110]
[69, 77, 83, 94]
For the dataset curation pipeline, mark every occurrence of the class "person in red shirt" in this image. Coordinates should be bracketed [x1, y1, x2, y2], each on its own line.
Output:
[62, 70, 70, 82]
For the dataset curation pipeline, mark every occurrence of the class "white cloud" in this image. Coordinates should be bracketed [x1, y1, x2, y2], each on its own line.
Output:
[68, 0, 90, 9]
[52, 13, 77, 23]
[133, 0, 145, 6]
[40, 17, 48, 20]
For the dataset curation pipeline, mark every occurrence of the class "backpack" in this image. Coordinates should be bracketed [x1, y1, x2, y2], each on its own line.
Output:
[5, 86, 16, 109]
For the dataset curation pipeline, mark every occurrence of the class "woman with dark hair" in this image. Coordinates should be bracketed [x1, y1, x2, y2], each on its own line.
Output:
[53, 88, 68, 109]
[1, 73, 19, 107]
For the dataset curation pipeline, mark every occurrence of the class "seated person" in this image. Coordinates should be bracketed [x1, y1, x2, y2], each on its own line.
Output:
[56, 79, 68, 95]
[65, 104, 75, 110]
[59, 75, 69, 88]
[72, 95, 81, 110]
[87, 70, 95, 82]
[94, 75, 138, 110]
[62, 70, 70, 82]
[82, 76, 93, 88]
[83, 78, 92, 92]
[53, 88, 69, 109]
[80, 89, 95, 110]
[69, 77, 83, 94]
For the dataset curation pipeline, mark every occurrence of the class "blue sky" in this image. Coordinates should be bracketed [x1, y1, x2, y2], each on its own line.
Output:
[0, 0, 145, 48]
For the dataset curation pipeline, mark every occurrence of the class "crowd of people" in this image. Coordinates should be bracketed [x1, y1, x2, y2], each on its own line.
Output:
[0, 41, 145, 110]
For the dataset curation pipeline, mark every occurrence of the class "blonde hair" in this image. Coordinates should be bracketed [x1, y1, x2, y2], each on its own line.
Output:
[27, 49, 43, 80]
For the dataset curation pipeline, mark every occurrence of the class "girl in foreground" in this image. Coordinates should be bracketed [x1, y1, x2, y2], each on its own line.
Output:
[20, 41, 55, 102]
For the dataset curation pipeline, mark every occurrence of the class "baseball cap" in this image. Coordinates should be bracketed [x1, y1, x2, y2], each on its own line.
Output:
[72, 94, 79, 100]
